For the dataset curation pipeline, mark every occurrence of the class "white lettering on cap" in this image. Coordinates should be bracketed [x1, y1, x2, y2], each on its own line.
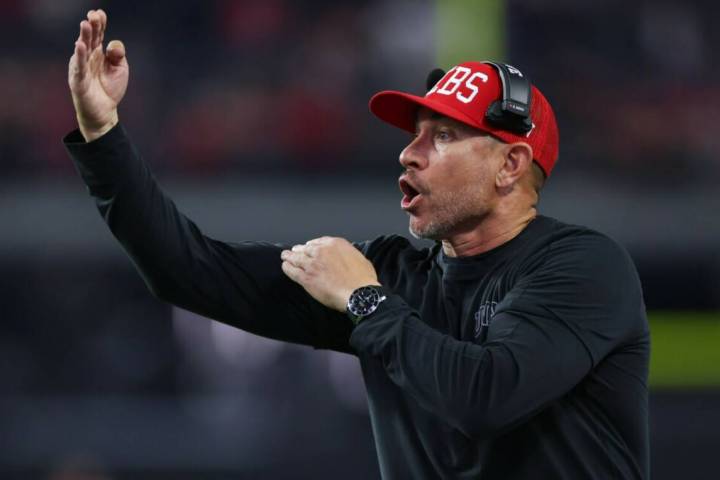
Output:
[426, 67, 454, 96]
[456, 71, 488, 103]
[506, 64, 523, 76]
[428, 66, 488, 104]
[436, 66, 471, 95]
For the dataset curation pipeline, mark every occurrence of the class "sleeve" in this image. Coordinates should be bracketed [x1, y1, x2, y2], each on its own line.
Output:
[63, 124, 354, 353]
[349, 232, 645, 438]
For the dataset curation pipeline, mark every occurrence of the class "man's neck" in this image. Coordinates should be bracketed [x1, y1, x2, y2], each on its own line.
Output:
[441, 210, 537, 258]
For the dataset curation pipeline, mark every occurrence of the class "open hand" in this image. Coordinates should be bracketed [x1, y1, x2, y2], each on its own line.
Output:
[68, 9, 129, 141]
[281, 237, 381, 312]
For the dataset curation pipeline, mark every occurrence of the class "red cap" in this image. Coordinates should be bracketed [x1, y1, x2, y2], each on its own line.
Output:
[369, 61, 560, 177]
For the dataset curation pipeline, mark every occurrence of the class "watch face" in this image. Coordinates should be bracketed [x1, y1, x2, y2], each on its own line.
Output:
[349, 286, 381, 316]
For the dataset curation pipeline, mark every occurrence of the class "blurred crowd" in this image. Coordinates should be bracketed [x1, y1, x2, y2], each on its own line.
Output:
[0, 0, 718, 184]
[510, 0, 720, 186]
[0, 0, 434, 178]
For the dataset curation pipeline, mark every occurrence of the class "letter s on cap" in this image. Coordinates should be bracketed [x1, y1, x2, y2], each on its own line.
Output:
[456, 72, 488, 104]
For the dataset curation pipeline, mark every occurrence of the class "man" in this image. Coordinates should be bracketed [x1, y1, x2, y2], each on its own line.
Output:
[65, 9, 649, 480]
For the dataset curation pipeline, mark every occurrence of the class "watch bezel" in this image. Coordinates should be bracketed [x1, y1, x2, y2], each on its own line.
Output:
[347, 285, 387, 324]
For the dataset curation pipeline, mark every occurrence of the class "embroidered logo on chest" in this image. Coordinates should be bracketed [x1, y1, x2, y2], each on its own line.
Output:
[473, 301, 497, 338]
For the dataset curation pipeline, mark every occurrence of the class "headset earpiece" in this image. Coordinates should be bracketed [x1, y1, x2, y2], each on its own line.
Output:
[423, 62, 533, 134]
[483, 62, 533, 134]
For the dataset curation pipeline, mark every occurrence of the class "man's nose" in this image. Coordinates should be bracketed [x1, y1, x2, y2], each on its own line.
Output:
[399, 137, 429, 171]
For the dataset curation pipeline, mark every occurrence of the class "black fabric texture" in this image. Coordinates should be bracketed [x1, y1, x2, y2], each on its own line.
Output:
[64, 125, 650, 479]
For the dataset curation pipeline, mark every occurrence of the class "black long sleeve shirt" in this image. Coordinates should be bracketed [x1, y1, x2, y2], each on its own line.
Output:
[64, 124, 650, 479]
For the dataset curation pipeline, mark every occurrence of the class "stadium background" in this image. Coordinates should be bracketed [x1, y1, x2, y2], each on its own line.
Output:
[1, 0, 718, 478]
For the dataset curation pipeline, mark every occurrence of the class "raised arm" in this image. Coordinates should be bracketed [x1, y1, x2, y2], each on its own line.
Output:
[64, 11, 353, 352]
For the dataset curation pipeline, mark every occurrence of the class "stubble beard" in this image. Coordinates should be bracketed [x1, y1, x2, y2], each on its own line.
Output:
[408, 185, 487, 241]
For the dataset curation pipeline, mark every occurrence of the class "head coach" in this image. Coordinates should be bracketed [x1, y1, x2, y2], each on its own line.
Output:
[64, 9, 650, 480]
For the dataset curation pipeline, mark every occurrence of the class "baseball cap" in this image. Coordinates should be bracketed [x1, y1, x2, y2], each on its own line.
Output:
[369, 61, 560, 177]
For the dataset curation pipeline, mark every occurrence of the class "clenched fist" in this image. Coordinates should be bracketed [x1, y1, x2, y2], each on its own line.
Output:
[281, 237, 381, 312]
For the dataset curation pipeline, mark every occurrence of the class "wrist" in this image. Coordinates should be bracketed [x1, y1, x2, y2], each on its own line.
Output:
[346, 285, 388, 326]
[77, 111, 119, 142]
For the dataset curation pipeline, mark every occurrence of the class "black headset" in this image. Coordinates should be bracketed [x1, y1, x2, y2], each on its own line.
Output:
[425, 61, 533, 135]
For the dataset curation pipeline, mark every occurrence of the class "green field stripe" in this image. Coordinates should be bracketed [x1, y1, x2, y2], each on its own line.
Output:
[435, 0, 506, 66]
[649, 312, 720, 388]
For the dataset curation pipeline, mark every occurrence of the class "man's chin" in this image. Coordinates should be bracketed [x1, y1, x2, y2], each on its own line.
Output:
[408, 218, 445, 241]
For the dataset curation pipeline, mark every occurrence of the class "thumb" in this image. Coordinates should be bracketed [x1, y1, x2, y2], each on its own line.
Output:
[106, 40, 126, 65]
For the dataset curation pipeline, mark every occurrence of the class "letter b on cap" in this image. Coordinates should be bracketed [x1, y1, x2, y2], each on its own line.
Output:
[427, 66, 488, 104]
[435, 67, 470, 95]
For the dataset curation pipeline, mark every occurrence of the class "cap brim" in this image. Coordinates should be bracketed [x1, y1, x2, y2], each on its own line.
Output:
[369, 90, 484, 134]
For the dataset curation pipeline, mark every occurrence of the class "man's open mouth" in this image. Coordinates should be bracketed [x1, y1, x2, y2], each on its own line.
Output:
[399, 176, 422, 210]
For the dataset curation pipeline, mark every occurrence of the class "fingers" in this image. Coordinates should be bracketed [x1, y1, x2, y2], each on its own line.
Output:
[281, 247, 310, 284]
[106, 40, 126, 65]
[84, 10, 125, 67]
[87, 10, 99, 50]
[280, 237, 350, 271]
[306, 236, 334, 245]
[73, 9, 120, 80]
[97, 9, 107, 47]
[281, 249, 310, 270]
[281, 260, 306, 284]
[72, 40, 87, 77]
[75, 18, 84, 43]
[71, 21, 91, 83]
[292, 243, 317, 256]
[79, 20, 92, 53]
[76, 9, 106, 53]
[85, 9, 107, 51]
[305, 236, 351, 249]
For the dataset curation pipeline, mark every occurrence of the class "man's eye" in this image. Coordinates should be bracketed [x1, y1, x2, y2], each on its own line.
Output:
[436, 130, 452, 141]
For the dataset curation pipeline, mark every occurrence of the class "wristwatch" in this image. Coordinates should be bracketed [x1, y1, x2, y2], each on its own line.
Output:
[346, 285, 388, 325]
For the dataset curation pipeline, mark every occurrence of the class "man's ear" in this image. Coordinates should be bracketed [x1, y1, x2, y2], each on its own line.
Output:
[496, 142, 534, 189]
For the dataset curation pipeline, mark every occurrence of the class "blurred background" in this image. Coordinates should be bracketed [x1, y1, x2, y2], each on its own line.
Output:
[1, 0, 718, 478]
